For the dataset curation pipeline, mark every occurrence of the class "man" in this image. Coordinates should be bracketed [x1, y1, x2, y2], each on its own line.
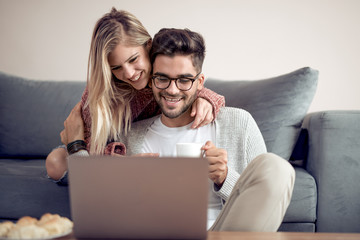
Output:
[63, 28, 295, 232]
[117, 28, 295, 231]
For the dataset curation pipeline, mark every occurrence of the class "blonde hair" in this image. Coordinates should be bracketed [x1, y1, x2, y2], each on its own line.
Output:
[86, 8, 151, 154]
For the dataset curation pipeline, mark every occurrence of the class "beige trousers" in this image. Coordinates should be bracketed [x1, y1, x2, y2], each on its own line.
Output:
[210, 153, 295, 232]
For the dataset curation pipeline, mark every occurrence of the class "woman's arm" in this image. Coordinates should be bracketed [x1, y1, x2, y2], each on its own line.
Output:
[197, 87, 225, 118]
[131, 87, 225, 125]
[46, 87, 89, 182]
[46, 101, 85, 183]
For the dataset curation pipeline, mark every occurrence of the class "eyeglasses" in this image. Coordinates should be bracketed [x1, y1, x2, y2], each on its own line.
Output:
[151, 72, 201, 91]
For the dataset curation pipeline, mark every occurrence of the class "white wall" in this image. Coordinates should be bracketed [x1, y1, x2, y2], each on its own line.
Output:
[1, 0, 359, 113]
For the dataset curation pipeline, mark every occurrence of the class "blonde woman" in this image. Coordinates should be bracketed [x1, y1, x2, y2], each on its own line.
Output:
[46, 8, 224, 183]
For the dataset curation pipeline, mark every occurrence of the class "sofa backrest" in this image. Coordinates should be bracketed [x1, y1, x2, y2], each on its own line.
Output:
[0, 72, 86, 158]
[205, 67, 318, 160]
[0, 67, 318, 160]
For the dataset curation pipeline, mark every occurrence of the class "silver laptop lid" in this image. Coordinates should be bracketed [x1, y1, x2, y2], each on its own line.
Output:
[68, 155, 208, 239]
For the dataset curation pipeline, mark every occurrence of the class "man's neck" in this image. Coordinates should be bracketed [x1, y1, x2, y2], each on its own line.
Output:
[160, 108, 194, 128]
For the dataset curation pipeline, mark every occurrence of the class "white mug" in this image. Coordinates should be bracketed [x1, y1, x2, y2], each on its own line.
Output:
[176, 143, 203, 158]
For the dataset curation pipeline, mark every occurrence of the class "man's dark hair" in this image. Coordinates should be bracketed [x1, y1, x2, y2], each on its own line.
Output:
[150, 28, 206, 72]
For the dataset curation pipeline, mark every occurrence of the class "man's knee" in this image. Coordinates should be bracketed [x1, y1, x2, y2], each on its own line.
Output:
[251, 153, 295, 189]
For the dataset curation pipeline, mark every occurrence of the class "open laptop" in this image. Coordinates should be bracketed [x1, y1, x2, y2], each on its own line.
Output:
[68, 155, 209, 239]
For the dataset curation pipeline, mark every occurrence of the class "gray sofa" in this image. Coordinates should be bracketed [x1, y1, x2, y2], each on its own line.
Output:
[1, 67, 359, 233]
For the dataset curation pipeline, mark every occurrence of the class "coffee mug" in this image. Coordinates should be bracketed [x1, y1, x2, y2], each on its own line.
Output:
[176, 143, 203, 158]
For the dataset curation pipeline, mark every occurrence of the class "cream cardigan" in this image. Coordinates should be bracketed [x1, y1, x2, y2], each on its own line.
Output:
[121, 107, 267, 202]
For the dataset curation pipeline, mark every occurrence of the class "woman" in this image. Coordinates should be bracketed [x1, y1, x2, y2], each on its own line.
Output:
[46, 8, 225, 182]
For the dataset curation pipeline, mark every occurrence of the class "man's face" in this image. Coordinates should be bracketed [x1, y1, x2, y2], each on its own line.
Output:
[152, 55, 204, 127]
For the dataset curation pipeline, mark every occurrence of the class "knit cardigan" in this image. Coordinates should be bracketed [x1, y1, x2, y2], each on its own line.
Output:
[121, 107, 267, 201]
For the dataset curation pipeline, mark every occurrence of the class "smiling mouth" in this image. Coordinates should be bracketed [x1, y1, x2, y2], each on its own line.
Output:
[130, 72, 142, 82]
[163, 96, 182, 103]
[162, 96, 182, 105]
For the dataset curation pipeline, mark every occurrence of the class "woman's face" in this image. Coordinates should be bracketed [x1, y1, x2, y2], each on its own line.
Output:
[108, 43, 151, 90]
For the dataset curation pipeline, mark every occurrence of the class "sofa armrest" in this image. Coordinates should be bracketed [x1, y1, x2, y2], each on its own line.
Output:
[303, 110, 360, 233]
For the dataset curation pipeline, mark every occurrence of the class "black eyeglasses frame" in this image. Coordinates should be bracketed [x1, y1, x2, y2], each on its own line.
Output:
[151, 72, 201, 91]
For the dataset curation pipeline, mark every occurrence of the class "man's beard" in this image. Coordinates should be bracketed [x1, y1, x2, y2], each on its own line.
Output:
[157, 92, 197, 119]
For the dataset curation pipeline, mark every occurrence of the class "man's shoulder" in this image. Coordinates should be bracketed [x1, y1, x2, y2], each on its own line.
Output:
[216, 107, 258, 136]
[218, 107, 252, 119]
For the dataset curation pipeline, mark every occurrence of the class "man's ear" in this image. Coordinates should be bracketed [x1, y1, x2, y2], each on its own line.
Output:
[197, 73, 205, 91]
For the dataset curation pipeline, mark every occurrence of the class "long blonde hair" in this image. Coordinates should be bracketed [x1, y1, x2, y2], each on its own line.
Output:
[86, 8, 151, 154]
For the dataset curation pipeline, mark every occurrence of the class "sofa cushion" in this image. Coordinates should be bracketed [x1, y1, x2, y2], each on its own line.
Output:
[0, 72, 86, 158]
[282, 167, 317, 223]
[205, 67, 318, 160]
[0, 159, 71, 220]
[278, 223, 315, 232]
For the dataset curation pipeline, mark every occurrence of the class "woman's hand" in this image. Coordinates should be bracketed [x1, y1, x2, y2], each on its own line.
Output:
[191, 97, 214, 129]
[60, 102, 85, 145]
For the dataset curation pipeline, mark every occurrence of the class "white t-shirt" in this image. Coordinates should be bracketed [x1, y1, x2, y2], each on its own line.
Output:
[141, 116, 222, 229]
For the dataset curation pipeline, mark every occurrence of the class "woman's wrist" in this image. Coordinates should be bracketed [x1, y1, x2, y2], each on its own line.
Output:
[67, 140, 87, 155]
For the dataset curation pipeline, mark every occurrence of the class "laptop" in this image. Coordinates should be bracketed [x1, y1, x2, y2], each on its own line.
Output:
[68, 155, 209, 239]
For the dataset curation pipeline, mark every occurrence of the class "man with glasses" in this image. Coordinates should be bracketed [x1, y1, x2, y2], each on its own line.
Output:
[119, 28, 295, 231]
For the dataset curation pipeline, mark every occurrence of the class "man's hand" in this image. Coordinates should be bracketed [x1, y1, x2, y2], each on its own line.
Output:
[202, 141, 228, 187]
[191, 98, 214, 129]
[60, 102, 85, 145]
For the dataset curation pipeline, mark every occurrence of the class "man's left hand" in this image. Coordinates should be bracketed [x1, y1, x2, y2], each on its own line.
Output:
[202, 141, 228, 187]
